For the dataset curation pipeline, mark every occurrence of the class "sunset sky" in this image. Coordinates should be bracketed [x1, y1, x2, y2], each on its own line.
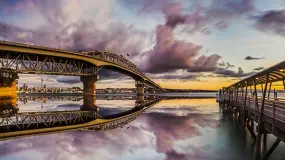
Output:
[1, 0, 285, 90]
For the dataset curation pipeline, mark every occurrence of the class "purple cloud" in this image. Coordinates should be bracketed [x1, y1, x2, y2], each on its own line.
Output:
[254, 9, 285, 36]
[142, 3, 221, 74]
[214, 67, 255, 77]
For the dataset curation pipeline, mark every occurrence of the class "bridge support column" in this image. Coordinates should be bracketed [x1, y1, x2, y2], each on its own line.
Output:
[136, 96, 145, 106]
[136, 81, 145, 96]
[80, 76, 99, 110]
[255, 74, 269, 160]
[136, 81, 145, 105]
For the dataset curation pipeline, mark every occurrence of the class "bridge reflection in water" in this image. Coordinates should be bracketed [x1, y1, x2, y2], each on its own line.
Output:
[0, 96, 161, 140]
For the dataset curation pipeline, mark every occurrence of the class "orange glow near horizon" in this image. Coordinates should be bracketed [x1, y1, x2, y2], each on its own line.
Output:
[154, 77, 238, 90]
[96, 77, 239, 90]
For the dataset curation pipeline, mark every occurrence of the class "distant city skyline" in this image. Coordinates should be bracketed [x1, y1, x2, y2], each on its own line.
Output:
[1, 0, 285, 89]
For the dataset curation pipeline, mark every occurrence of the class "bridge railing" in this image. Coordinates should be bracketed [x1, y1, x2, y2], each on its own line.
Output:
[82, 109, 143, 132]
[83, 51, 142, 75]
[233, 95, 285, 129]
[82, 51, 161, 88]
[0, 110, 98, 133]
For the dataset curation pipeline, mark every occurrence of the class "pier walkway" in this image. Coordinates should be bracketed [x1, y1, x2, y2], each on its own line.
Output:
[218, 59, 285, 159]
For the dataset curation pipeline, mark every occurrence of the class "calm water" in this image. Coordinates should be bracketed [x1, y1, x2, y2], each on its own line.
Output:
[0, 95, 284, 160]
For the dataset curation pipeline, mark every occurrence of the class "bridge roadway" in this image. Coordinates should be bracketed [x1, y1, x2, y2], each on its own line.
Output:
[0, 41, 162, 91]
[0, 98, 162, 140]
[218, 59, 285, 159]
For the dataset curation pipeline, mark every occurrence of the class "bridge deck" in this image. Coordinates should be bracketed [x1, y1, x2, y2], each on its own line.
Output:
[237, 96, 285, 141]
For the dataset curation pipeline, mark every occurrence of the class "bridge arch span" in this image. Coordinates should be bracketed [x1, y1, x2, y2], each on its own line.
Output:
[0, 41, 162, 90]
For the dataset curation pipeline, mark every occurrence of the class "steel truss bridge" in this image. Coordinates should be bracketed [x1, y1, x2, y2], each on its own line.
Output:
[0, 41, 162, 90]
[218, 59, 285, 160]
[0, 98, 161, 140]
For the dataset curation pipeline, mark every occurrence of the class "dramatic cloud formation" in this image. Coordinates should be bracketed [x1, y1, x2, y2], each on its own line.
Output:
[0, 1, 149, 58]
[254, 9, 285, 36]
[172, 0, 256, 33]
[244, 56, 264, 60]
[142, 3, 221, 74]
[1, 0, 283, 88]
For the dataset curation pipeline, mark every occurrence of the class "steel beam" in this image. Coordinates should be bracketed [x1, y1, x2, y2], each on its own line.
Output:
[259, 74, 269, 125]
[262, 138, 281, 160]
[267, 82, 272, 98]
[253, 79, 259, 116]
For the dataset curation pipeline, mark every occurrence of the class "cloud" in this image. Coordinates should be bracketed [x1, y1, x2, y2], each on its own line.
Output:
[253, 67, 264, 71]
[215, 21, 229, 30]
[142, 112, 219, 154]
[207, 0, 255, 20]
[0, 0, 261, 85]
[148, 73, 201, 82]
[200, 28, 211, 35]
[142, 2, 221, 74]
[218, 61, 226, 67]
[177, 0, 256, 33]
[214, 67, 255, 77]
[52, 69, 131, 84]
[0, 108, 220, 159]
[55, 76, 81, 84]
[0, 0, 149, 58]
[225, 62, 235, 68]
[165, 149, 188, 160]
[254, 9, 285, 36]
[244, 56, 264, 60]
[98, 69, 130, 80]
[218, 62, 234, 68]
[187, 54, 221, 72]
[0, 0, 154, 87]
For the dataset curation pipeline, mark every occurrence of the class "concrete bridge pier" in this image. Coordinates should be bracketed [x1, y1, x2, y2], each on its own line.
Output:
[80, 75, 99, 110]
[136, 81, 145, 96]
[135, 96, 145, 106]
[136, 81, 145, 105]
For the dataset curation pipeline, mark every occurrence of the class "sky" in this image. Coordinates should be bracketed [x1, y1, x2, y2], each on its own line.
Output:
[1, 0, 285, 90]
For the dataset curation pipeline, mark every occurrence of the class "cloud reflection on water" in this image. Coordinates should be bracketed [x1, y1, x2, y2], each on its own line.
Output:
[0, 98, 221, 160]
[1, 98, 284, 160]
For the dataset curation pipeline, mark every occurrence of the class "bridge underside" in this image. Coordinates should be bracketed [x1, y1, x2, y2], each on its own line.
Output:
[0, 51, 98, 76]
[0, 50, 160, 90]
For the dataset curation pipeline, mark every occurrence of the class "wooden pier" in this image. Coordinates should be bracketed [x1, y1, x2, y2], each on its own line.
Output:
[218, 60, 285, 160]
